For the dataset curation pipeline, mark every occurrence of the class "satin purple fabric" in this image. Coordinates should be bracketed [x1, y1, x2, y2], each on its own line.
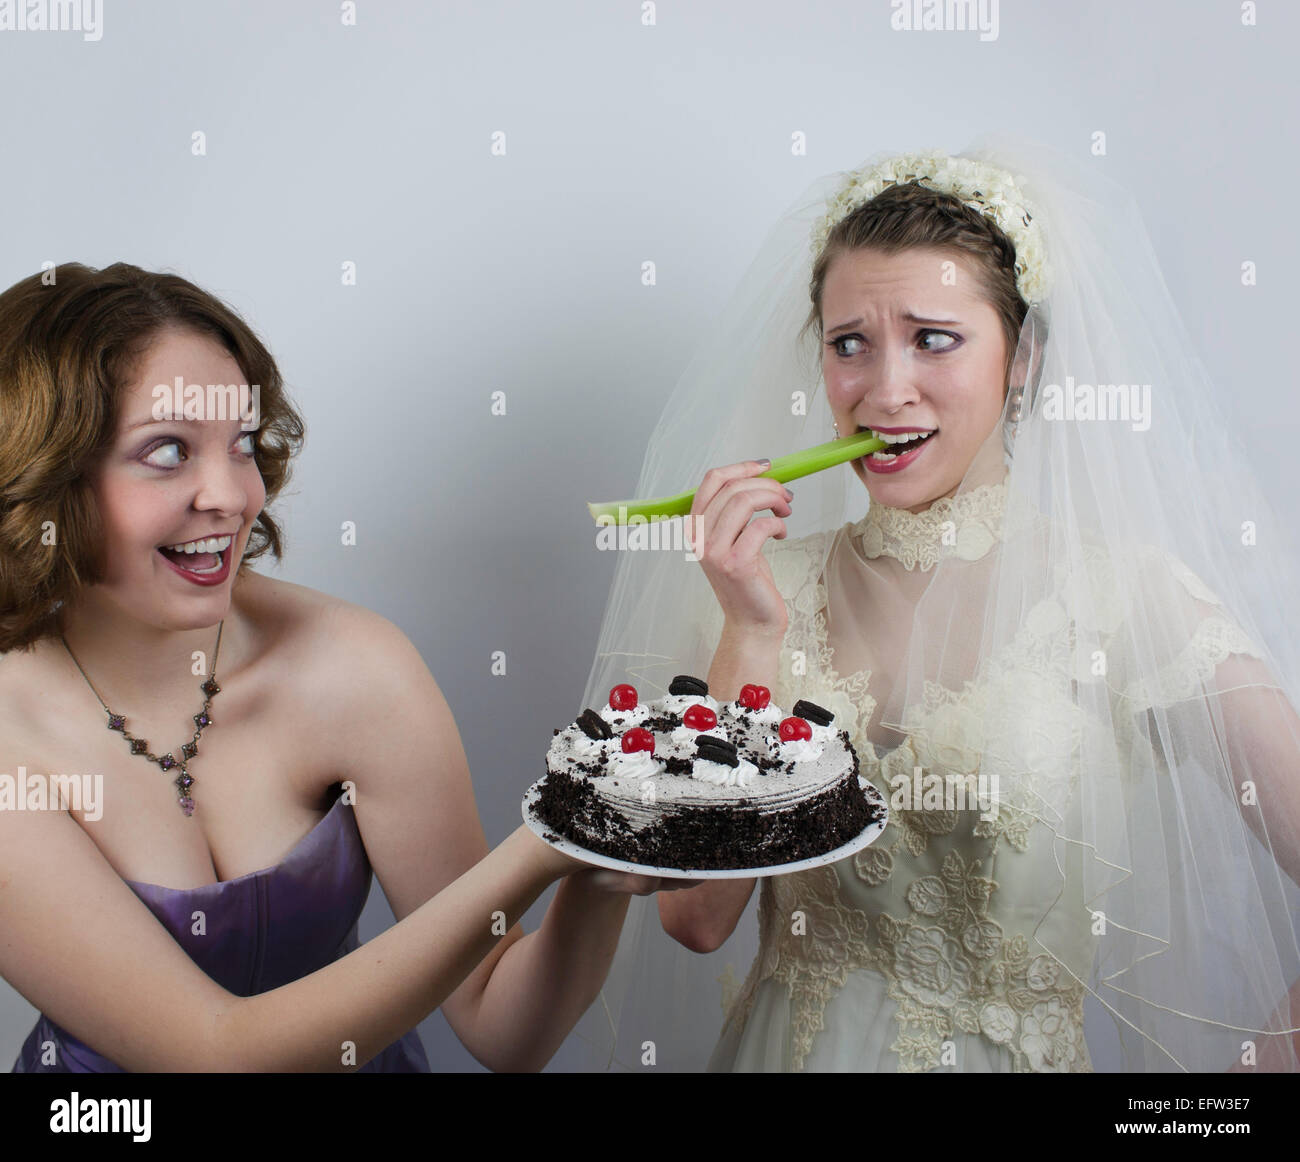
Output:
[11, 788, 430, 1072]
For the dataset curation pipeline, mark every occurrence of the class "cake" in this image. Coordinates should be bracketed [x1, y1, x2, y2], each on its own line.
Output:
[530, 675, 884, 870]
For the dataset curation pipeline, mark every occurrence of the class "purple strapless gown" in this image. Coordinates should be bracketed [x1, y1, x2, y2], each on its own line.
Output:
[11, 787, 430, 1072]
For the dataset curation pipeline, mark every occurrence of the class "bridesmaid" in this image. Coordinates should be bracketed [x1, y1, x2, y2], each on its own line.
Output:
[0, 262, 671, 1072]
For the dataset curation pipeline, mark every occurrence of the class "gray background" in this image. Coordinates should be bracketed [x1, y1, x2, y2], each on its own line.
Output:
[0, 0, 1294, 1071]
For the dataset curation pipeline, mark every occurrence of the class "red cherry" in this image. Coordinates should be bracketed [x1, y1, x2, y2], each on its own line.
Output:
[609, 684, 638, 711]
[683, 704, 718, 732]
[621, 728, 655, 754]
[779, 716, 812, 742]
[739, 684, 771, 711]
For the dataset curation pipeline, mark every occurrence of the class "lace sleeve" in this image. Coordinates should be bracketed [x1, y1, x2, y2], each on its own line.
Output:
[1099, 545, 1300, 891]
[1102, 545, 1266, 715]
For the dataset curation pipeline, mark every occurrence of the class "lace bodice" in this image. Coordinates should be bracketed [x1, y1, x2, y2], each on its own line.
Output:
[715, 484, 1264, 1073]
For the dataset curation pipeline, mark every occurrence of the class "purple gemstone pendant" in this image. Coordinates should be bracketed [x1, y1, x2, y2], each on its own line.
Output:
[107, 714, 126, 731]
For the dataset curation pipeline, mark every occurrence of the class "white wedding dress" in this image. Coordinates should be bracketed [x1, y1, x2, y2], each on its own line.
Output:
[707, 476, 1266, 1073]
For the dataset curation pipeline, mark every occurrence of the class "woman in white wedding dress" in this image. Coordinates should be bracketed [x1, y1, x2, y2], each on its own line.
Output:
[578, 139, 1300, 1073]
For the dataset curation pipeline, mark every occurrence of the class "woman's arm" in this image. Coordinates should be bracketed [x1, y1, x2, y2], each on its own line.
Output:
[1127, 584, 1300, 1069]
[654, 460, 796, 955]
[303, 601, 662, 1071]
[214, 822, 574, 1069]
[0, 774, 574, 1072]
[1210, 672, 1300, 1070]
[656, 619, 784, 954]
[0, 598, 644, 1072]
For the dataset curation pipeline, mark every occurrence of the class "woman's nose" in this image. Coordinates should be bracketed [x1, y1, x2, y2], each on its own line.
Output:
[192, 453, 249, 516]
[863, 349, 920, 411]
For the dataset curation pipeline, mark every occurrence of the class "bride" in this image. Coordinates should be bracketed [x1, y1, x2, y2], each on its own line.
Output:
[579, 138, 1300, 1072]
[0, 262, 677, 1072]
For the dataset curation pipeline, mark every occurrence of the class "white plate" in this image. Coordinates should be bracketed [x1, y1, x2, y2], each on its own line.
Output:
[521, 775, 889, 880]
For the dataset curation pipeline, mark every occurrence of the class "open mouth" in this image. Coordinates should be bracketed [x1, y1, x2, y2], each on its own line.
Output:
[156, 533, 236, 583]
[860, 427, 939, 473]
[158, 545, 225, 574]
[870, 431, 935, 457]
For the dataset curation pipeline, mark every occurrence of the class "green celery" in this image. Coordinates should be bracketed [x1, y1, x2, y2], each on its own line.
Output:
[587, 430, 887, 525]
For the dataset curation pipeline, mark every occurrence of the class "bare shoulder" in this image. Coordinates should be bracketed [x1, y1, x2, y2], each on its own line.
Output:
[0, 639, 73, 749]
[237, 569, 420, 658]
[234, 568, 444, 714]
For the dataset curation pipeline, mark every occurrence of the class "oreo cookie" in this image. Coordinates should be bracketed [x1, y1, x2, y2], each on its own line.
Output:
[668, 675, 709, 698]
[577, 709, 613, 740]
[792, 699, 834, 727]
[695, 734, 739, 768]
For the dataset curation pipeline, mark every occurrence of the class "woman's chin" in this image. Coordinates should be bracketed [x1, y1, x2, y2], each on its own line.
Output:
[858, 463, 937, 510]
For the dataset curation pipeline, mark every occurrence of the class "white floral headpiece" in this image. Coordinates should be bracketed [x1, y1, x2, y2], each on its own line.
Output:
[811, 149, 1051, 307]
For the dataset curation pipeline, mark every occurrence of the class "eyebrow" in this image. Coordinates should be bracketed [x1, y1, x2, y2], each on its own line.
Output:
[124, 414, 250, 432]
[825, 312, 962, 336]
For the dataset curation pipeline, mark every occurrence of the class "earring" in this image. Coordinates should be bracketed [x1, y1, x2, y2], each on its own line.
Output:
[833, 421, 840, 436]
[1002, 384, 1025, 460]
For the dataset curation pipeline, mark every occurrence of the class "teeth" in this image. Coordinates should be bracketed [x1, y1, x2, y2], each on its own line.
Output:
[870, 429, 936, 444]
[163, 535, 233, 554]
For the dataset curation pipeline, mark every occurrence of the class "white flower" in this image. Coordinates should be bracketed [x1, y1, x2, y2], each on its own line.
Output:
[895, 926, 972, 1009]
[1022, 996, 1082, 1071]
[962, 919, 1004, 960]
[906, 875, 948, 916]
[811, 152, 1051, 305]
[853, 845, 894, 887]
[1026, 954, 1061, 991]
[979, 1001, 1018, 1045]
[915, 698, 984, 775]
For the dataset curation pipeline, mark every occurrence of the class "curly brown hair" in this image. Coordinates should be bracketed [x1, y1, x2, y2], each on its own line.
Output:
[805, 180, 1040, 389]
[0, 263, 305, 653]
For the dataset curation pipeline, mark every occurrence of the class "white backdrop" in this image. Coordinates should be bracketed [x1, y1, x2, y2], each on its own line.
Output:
[0, 0, 1295, 1071]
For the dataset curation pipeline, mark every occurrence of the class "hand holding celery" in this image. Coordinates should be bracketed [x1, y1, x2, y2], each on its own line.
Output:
[587, 430, 886, 525]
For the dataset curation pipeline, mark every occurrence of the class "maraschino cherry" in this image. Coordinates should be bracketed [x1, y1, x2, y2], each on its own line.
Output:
[609, 684, 638, 711]
[622, 728, 655, 754]
[683, 704, 718, 732]
[779, 716, 812, 742]
[738, 684, 771, 711]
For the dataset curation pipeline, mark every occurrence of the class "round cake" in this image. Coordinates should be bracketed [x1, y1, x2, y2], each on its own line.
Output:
[530, 675, 883, 870]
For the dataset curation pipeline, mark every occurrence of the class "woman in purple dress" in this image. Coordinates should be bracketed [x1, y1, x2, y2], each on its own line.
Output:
[0, 263, 667, 1072]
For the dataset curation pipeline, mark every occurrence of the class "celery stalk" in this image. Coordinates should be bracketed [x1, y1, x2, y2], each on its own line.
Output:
[587, 430, 887, 525]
